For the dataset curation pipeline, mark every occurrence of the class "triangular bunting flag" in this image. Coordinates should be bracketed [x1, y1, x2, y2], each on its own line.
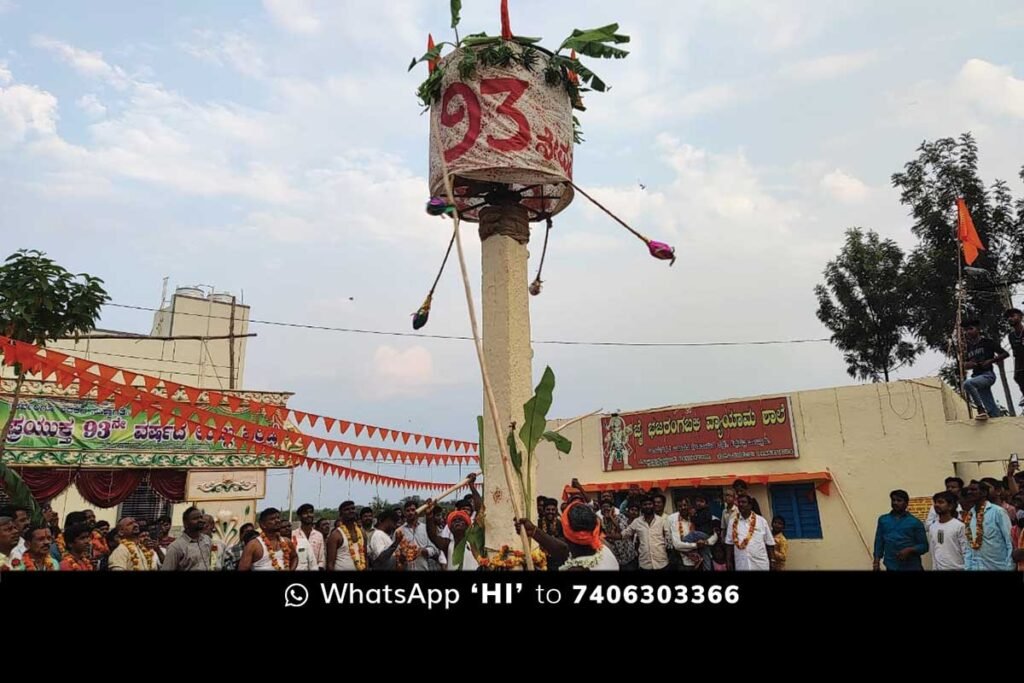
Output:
[306, 414, 319, 428]
[226, 396, 242, 412]
[413, 434, 423, 445]
[44, 350, 69, 371]
[379, 429, 390, 441]
[291, 410, 305, 425]
[425, 437, 435, 449]
[401, 432, 411, 445]
[143, 375, 160, 393]
[249, 400, 262, 415]
[338, 420, 350, 434]
[121, 370, 138, 387]
[56, 369, 75, 389]
[163, 381, 181, 399]
[207, 391, 224, 407]
[355, 423, 365, 437]
[443, 439, 453, 450]
[323, 417, 336, 431]
[368, 426, 379, 439]
[97, 365, 117, 384]
[95, 383, 115, 402]
[73, 358, 95, 375]
[76, 379, 94, 398]
[184, 386, 202, 405]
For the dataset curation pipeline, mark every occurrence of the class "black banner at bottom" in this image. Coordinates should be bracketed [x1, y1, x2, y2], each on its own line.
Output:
[2, 571, 1021, 616]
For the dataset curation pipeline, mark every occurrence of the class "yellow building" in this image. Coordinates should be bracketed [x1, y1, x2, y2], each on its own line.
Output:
[537, 377, 1016, 569]
[1, 288, 290, 531]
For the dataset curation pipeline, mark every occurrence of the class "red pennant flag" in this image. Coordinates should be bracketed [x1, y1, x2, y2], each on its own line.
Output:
[163, 381, 181, 399]
[401, 432, 411, 445]
[73, 358, 95, 375]
[96, 383, 115, 402]
[322, 417, 335, 431]
[129, 399, 145, 417]
[76, 378, 94, 398]
[96, 365, 117, 384]
[379, 429, 390, 441]
[292, 410, 306, 426]
[327, 442, 338, 457]
[339, 420, 352, 434]
[121, 370, 138, 387]
[355, 423, 365, 437]
[367, 426, 378, 439]
[423, 437, 433, 449]
[500, 0, 512, 40]
[225, 395, 241, 412]
[248, 400, 262, 415]
[143, 375, 160, 393]
[45, 350, 69, 369]
[443, 439, 453, 450]
[207, 391, 224, 407]
[56, 369, 75, 389]
[957, 198, 985, 266]
[112, 391, 131, 410]
[427, 34, 438, 73]
[184, 386, 202, 405]
[307, 414, 320, 428]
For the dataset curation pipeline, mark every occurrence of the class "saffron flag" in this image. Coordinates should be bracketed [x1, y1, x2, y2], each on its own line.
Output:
[957, 198, 985, 265]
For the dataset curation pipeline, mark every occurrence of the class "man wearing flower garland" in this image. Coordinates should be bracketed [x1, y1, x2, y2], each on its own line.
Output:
[17, 524, 60, 571]
[425, 502, 482, 571]
[516, 501, 619, 571]
[326, 500, 368, 571]
[239, 508, 298, 571]
[725, 493, 775, 571]
[396, 500, 441, 571]
[60, 524, 95, 571]
[108, 517, 158, 571]
[962, 481, 1014, 571]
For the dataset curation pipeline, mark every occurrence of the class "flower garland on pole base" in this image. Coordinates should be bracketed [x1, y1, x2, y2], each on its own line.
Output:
[476, 545, 547, 571]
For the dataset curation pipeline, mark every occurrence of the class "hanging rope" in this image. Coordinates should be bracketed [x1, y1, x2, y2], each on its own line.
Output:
[569, 181, 676, 265]
[412, 225, 457, 330]
[530, 217, 553, 296]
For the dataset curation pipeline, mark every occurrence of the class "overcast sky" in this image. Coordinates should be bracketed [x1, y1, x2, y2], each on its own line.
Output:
[2, 1, 1022, 508]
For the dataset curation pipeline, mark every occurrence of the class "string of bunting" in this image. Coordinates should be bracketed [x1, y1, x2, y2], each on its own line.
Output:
[0, 339, 470, 492]
[0, 335, 478, 462]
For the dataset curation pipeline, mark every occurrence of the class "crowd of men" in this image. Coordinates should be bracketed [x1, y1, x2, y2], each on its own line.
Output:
[873, 460, 1023, 571]
[2, 463, 1021, 571]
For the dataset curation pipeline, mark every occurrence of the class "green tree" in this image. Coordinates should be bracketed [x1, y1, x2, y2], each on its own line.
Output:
[815, 228, 923, 382]
[890, 133, 1024, 374]
[0, 250, 109, 519]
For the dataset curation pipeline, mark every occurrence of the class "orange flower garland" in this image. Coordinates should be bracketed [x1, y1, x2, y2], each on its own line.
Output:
[731, 512, 757, 550]
[963, 502, 986, 551]
[340, 524, 367, 571]
[260, 531, 292, 570]
[22, 554, 57, 571]
[56, 534, 70, 559]
[121, 540, 153, 570]
[61, 554, 94, 571]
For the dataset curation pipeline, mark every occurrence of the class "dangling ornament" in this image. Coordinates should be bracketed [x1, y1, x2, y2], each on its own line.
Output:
[646, 239, 676, 265]
[529, 217, 553, 296]
[426, 197, 454, 217]
[412, 293, 432, 330]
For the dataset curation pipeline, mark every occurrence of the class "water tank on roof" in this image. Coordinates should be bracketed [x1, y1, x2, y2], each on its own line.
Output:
[209, 292, 235, 304]
[175, 287, 204, 299]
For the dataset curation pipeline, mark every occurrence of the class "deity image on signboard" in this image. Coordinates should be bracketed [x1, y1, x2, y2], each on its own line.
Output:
[603, 414, 632, 471]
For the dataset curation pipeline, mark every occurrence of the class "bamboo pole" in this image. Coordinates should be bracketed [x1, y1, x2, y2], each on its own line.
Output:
[826, 467, 873, 564]
[416, 472, 481, 515]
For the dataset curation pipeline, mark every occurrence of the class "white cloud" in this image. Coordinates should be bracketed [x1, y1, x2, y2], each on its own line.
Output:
[0, 62, 11, 85]
[31, 35, 130, 89]
[180, 31, 267, 79]
[263, 0, 322, 34]
[780, 50, 879, 82]
[0, 81, 58, 149]
[365, 345, 439, 399]
[820, 169, 870, 203]
[954, 58, 1024, 119]
[76, 93, 106, 118]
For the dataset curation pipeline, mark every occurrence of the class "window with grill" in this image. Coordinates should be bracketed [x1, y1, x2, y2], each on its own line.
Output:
[768, 483, 823, 539]
[118, 478, 172, 525]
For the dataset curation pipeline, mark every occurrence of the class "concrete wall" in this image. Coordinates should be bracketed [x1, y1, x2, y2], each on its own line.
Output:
[537, 377, 1021, 569]
[4, 293, 251, 389]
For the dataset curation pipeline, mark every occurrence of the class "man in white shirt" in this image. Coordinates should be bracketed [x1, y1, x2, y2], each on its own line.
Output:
[292, 503, 325, 571]
[925, 477, 965, 530]
[667, 498, 717, 570]
[367, 507, 403, 570]
[725, 494, 774, 571]
[397, 500, 440, 570]
[928, 491, 967, 570]
[720, 488, 738, 538]
[624, 495, 670, 570]
[2, 505, 31, 564]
